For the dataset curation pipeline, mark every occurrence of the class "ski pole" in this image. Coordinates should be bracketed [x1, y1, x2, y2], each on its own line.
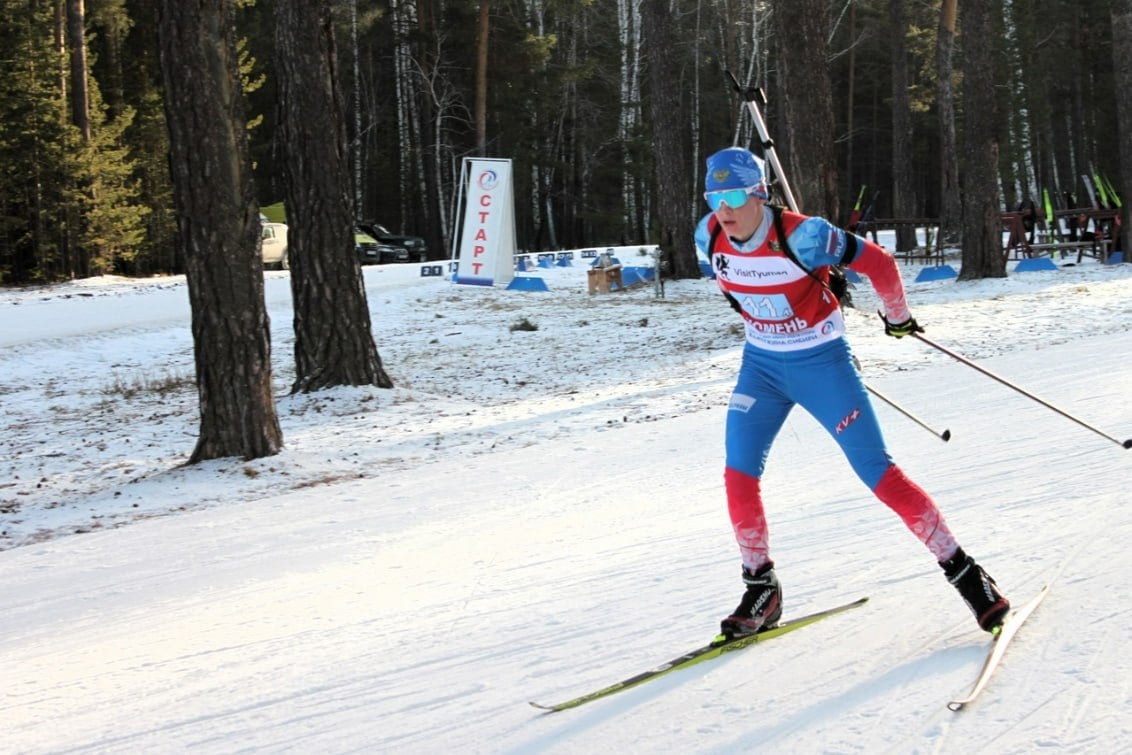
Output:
[911, 332, 1132, 450]
[852, 355, 950, 442]
[865, 383, 951, 442]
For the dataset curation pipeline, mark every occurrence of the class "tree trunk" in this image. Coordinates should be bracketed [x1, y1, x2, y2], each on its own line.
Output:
[935, 0, 962, 244]
[273, 0, 394, 393]
[844, 0, 856, 223]
[771, 0, 838, 219]
[156, 0, 283, 462]
[617, 0, 643, 238]
[958, 0, 1005, 280]
[417, 0, 446, 261]
[54, 3, 67, 106]
[889, 0, 917, 251]
[640, 0, 696, 279]
[66, 0, 90, 142]
[1112, 0, 1132, 261]
[475, 1, 490, 155]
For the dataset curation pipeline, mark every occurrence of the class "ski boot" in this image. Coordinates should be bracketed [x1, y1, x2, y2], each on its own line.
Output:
[941, 547, 1010, 633]
[720, 562, 782, 639]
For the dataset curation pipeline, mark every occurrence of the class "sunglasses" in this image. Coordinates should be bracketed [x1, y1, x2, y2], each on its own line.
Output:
[704, 186, 762, 211]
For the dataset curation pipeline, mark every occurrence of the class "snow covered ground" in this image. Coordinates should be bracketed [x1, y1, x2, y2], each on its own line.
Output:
[2, 244, 1131, 753]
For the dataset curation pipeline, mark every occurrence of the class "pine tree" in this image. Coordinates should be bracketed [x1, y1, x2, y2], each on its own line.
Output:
[0, 2, 71, 283]
[75, 104, 150, 275]
[272, 0, 394, 392]
[156, 0, 283, 462]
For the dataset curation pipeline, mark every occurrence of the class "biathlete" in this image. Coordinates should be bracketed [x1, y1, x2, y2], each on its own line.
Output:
[700, 146, 1010, 638]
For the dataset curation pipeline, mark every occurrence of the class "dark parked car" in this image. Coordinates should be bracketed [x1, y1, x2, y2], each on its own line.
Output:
[358, 221, 428, 261]
[354, 229, 380, 265]
[375, 243, 411, 263]
[355, 229, 411, 265]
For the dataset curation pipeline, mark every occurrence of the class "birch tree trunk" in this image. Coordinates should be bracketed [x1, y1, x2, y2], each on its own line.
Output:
[889, 0, 917, 251]
[618, 0, 642, 236]
[935, 0, 962, 244]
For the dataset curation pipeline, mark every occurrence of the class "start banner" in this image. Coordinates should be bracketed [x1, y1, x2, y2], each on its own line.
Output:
[453, 158, 516, 287]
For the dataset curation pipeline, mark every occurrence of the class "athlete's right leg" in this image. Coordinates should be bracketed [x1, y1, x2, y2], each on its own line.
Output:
[720, 357, 792, 636]
[724, 357, 791, 572]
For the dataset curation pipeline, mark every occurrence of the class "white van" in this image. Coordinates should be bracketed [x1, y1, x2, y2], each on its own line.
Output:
[261, 222, 289, 269]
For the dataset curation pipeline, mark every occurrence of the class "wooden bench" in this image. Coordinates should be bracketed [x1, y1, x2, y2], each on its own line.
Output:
[587, 264, 624, 294]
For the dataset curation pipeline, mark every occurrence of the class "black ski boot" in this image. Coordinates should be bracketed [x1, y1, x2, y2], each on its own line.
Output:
[941, 547, 1010, 632]
[720, 562, 782, 639]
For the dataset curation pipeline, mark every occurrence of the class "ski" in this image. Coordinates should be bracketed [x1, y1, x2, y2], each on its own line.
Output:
[529, 596, 868, 713]
[947, 585, 1050, 712]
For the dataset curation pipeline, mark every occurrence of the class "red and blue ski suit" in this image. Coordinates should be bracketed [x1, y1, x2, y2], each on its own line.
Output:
[706, 208, 959, 571]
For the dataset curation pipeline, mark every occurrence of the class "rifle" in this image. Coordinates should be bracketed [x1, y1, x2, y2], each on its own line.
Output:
[726, 72, 800, 212]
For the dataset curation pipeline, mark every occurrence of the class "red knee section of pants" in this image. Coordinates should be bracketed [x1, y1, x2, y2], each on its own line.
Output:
[873, 465, 958, 560]
[873, 465, 933, 520]
[725, 467, 770, 567]
[725, 466, 763, 521]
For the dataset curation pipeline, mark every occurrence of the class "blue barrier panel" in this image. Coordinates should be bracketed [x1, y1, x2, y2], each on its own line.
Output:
[506, 276, 549, 291]
[618, 269, 641, 288]
[914, 265, 958, 282]
[515, 257, 529, 272]
[621, 266, 655, 285]
[1105, 251, 1124, 264]
[1014, 257, 1058, 272]
[699, 261, 715, 279]
[556, 257, 572, 267]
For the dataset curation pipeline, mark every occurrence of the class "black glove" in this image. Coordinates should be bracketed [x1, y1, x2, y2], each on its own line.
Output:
[880, 312, 924, 339]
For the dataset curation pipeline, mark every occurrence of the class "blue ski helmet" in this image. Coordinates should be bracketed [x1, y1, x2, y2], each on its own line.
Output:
[705, 147, 768, 199]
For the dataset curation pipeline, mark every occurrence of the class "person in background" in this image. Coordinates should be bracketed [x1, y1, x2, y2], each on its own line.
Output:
[700, 146, 1010, 639]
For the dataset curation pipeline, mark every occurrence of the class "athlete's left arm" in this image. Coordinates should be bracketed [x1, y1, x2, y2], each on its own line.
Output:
[787, 217, 911, 324]
[844, 235, 912, 324]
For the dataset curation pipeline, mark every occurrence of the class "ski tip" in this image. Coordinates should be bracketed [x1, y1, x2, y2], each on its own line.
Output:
[947, 700, 967, 712]
[529, 701, 557, 712]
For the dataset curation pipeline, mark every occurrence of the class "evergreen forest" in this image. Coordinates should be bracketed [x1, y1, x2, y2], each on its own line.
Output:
[1, 0, 1127, 284]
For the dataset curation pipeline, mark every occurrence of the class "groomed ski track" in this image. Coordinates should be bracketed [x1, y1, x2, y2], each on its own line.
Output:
[2, 266, 1130, 753]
